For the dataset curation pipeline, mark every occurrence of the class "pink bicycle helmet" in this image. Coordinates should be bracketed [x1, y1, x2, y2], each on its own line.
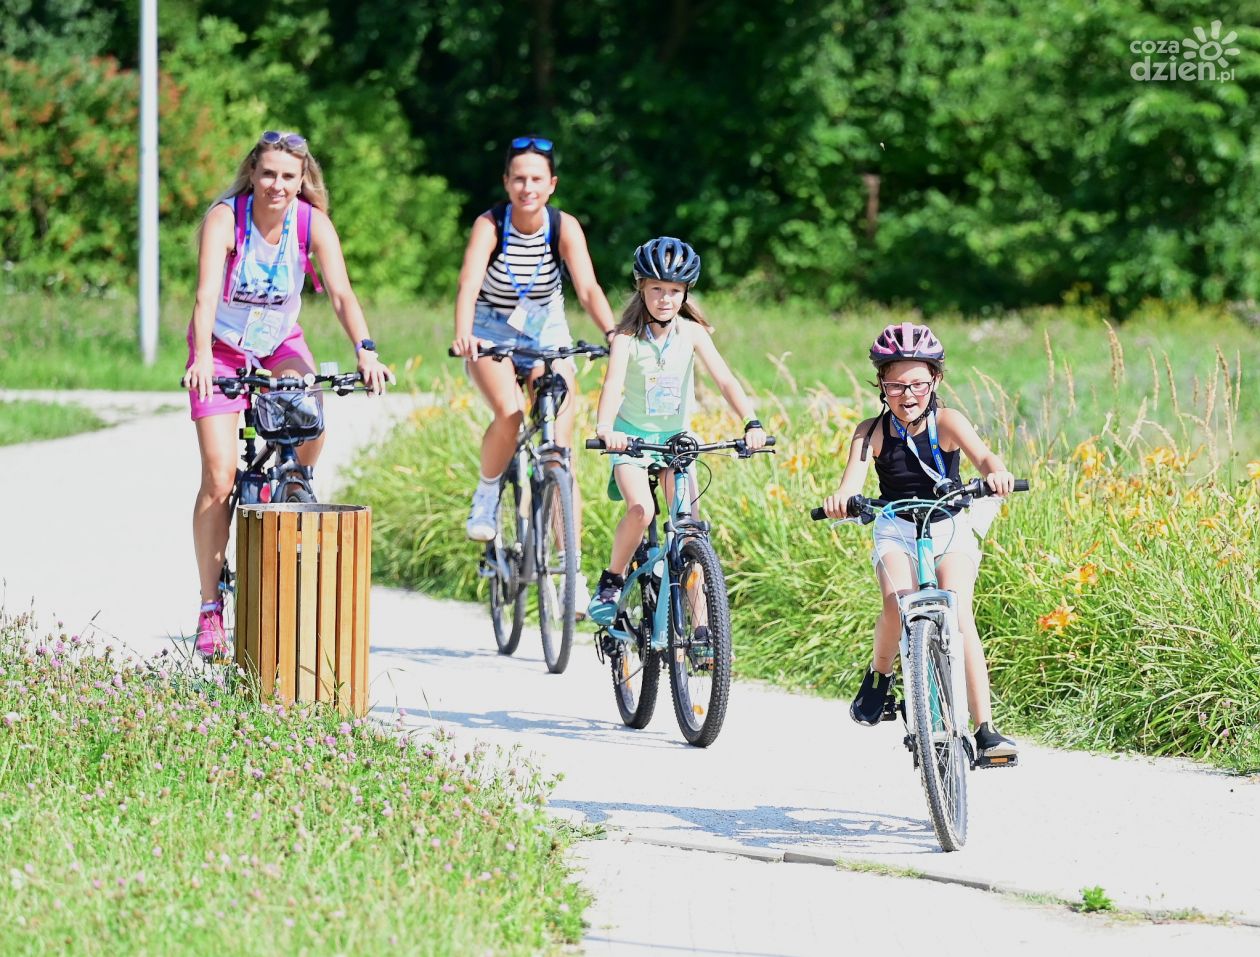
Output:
[869, 322, 945, 368]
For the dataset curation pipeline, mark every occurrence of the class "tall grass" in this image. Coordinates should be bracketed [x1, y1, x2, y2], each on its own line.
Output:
[3, 289, 1256, 460]
[0, 611, 585, 954]
[341, 320, 1260, 771]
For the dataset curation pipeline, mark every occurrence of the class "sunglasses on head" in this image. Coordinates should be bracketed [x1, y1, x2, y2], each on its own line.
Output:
[881, 380, 935, 398]
[260, 130, 307, 150]
[509, 135, 553, 153]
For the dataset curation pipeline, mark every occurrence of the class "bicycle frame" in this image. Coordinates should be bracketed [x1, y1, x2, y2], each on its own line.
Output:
[880, 500, 971, 758]
[229, 404, 311, 508]
[607, 463, 707, 651]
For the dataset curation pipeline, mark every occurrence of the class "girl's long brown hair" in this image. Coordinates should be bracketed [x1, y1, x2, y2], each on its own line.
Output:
[614, 282, 713, 339]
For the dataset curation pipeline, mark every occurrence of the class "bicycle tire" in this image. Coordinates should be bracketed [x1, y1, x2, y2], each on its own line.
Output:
[667, 538, 733, 747]
[610, 551, 661, 728]
[907, 616, 969, 850]
[489, 475, 527, 655]
[279, 482, 316, 504]
[536, 467, 578, 674]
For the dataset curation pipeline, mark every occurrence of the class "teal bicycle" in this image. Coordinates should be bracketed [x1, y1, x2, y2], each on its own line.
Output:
[586, 432, 775, 747]
[812, 476, 1028, 850]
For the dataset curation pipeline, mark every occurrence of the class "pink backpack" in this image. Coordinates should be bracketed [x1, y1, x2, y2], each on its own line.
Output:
[221, 194, 324, 302]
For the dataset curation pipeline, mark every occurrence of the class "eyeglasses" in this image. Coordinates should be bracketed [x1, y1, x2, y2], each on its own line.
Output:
[260, 130, 307, 151]
[509, 136, 553, 153]
[882, 380, 935, 397]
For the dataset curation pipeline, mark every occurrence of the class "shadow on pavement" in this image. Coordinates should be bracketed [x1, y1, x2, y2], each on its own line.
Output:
[369, 703, 693, 751]
[551, 797, 940, 855]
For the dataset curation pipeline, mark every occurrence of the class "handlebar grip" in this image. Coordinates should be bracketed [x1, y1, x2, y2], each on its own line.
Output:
[447, 347, 459, 358]
[764, 436, 776, 447]
[585, 438, 606, 450]
[1013, 479, 1029, 492]
[810, 507, 827, 521]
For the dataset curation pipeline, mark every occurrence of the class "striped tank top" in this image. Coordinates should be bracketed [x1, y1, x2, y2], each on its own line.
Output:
[476, 212, 564, 313]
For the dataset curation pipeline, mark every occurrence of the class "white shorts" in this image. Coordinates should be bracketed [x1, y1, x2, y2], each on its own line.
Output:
[871, 510, 981, 576]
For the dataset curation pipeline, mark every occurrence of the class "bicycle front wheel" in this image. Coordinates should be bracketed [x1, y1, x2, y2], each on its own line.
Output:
[667, 538, 733, 747]
[279, 482, 315, 503]
[489, 475, 527, 655]
[907, 616, 969, 850]
[610, 552, 661, 728]
[536, 467, 577, 674]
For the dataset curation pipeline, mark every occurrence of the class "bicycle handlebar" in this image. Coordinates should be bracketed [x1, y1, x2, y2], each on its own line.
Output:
[809, 477, 1029, 522]
[201, 370, 366, 399]
[586, 435, 776, 459]
[447, 340, 609, 362]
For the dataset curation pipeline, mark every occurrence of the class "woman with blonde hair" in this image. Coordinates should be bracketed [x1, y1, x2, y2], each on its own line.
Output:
[181, 130, 390, 660]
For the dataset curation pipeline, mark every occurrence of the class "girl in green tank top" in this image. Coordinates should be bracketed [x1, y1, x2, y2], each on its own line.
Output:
[587, 237, 766, 619]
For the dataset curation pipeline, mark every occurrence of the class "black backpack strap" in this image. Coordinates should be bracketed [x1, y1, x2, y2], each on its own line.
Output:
[485, 202, 566, 281]
[548, 205, 566, 279]
[860, 409, 886, 462]
[485, 201, 510, 270]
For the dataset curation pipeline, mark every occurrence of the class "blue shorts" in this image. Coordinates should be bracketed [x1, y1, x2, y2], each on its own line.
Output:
[472, 302, 571, 375]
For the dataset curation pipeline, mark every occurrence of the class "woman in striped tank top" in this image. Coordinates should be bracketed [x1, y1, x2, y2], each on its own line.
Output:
[451, 136, 617, 602]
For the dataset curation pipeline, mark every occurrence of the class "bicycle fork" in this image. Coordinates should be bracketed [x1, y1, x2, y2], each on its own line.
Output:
[898, 592, 976, 769]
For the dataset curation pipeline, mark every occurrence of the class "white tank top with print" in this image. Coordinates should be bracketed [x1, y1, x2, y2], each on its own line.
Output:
[213, 198, 304, 356]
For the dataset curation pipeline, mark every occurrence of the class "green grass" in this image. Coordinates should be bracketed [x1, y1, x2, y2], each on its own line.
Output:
[0, 400, 108, 446]
[339, 312, 1260, 772]
[0, 610, 585, 955]
[3, 291, 1257, 459]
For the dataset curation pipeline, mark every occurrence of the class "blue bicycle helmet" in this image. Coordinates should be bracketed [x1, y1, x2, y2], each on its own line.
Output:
[632, 237, 702, 287]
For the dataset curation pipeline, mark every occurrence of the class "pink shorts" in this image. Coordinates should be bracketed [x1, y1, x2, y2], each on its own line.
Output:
[185, 325, 317, 420]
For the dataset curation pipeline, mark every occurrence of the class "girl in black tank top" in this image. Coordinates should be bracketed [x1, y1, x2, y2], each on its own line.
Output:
[873, 410, 963, 507]
[818, 326, 1021, 761]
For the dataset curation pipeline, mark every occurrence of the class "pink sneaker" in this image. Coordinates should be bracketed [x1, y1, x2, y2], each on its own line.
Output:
[195, 601, 230, 662]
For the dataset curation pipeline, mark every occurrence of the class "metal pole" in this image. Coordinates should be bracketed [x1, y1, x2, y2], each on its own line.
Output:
[138, 0, 159, 365]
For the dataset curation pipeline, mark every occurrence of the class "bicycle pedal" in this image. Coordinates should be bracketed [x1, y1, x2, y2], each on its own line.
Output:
[598, 631, 622, 658]
[881, 695, 900, 722]
[976, 753, 1019, 769]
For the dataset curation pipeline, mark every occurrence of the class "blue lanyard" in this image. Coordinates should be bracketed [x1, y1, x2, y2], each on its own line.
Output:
[644, 321, 677, 369]
[890, 410, 948, 483]
[500, 203, 550, 301]
[242, 195, 292, 298]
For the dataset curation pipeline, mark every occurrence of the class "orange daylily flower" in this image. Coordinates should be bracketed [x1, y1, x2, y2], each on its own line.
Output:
[1037, 604, 1079, 635]
[1063, 563, 1099, 591]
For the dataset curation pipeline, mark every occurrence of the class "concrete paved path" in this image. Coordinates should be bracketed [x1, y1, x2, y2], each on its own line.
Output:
[1, 391, 1257, 955]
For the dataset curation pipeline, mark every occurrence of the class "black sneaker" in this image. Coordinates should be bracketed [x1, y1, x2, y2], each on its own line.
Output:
[850, 666, 893, 726]
[974, 722, 1018, 760]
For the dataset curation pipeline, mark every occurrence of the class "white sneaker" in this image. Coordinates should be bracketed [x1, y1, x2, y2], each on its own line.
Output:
[465, 486, 498, 542]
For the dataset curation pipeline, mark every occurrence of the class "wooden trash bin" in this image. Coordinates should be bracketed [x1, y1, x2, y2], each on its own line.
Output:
[234, 503, 371, 716]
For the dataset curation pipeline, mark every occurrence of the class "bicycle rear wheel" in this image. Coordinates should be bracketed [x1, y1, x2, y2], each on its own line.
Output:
[489, 475, 527, 655]
[536, 467, 577, 674]
[667, 538, 733, 747]
[610, 551, 661, 728]
[907, 616, 969, 850]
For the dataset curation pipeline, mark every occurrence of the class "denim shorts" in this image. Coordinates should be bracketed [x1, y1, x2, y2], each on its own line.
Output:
[472, 302, 571, 374]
